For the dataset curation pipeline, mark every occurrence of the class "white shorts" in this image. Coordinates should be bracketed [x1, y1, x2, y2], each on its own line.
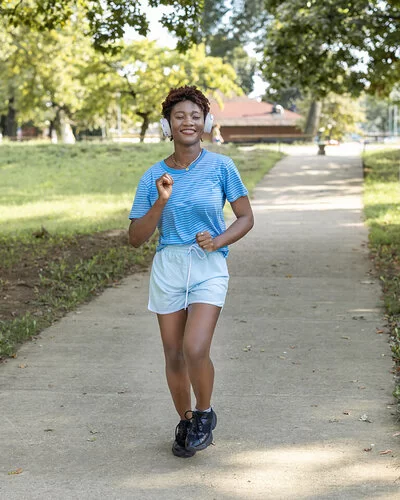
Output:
[148, 244, 229, 314]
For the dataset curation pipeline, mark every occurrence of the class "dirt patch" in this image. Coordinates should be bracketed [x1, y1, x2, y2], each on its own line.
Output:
[0, 229, 149, 322]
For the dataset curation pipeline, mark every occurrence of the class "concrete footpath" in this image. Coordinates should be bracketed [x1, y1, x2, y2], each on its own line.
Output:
[1, 145, 399, 499]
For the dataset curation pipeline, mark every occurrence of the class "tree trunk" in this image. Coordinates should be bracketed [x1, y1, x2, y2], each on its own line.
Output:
[6, 96, 17, 137]
[138, 113, 150, 142]
[54, 108, 75, 144]
[304, 101, 322, 137]
[0, 114, 6, 136]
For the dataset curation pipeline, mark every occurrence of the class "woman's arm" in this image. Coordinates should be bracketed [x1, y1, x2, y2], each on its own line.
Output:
[129, 199, 166, 248]
[129, 173, 173, 248]
[196, 195, 254, 251]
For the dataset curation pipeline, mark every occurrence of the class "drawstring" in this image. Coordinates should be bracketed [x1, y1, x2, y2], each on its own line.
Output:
[185, 244, 206, 309]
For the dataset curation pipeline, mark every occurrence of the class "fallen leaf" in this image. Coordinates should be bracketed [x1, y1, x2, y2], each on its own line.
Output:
[393, 431, 400, 437]
[341, 336, 350, 340]
[8, 468, 23, 475]
[364, 447, 372, 452]
[285, 274, 292, 278]
[379, 449, 392, 455]
[18, 364, 27, 369]
[376, 329, 384, 334]
[343, 411, 350, 415]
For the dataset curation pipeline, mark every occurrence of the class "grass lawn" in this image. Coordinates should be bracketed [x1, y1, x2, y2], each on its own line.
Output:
[362, 147, 400, 404]
[0, 141, 283, 358]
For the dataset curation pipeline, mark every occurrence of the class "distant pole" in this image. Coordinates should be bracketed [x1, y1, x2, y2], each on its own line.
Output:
[388, 105, 393, 137]
[394, 105, 398, 136]
[116, 92, 122, 137]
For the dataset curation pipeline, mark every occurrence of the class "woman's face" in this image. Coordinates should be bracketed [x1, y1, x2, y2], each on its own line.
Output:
[169, 100, 204, 145]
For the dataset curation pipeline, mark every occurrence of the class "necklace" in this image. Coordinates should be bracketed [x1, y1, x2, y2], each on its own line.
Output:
[171, 150, 202, 171]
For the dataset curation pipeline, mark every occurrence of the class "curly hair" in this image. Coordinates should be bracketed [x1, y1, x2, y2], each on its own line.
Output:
[161, 85, 210, 121]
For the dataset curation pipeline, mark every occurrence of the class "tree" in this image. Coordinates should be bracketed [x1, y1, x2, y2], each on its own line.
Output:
[262, 0, 400, 97]
[0, 0, 205, 53]
[361, 93, 400, 135]
[201, 0, 268, 94]
[296, 93, 365, 141]
[260, 0, 400, 135]
[84, 41, 242, 141]
[0, 16, 96, 142]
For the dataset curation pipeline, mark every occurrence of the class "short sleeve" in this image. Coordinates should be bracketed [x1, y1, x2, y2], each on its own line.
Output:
[129, 179, 152, 219]
[223, 159, 248, 202]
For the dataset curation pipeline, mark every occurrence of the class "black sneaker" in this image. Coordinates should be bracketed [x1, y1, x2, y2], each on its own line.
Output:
[172, 419, 196, 458]
[185, 408, 217, 452]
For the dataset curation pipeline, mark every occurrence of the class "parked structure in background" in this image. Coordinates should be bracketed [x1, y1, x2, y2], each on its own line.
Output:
[205, 96, 305, 143]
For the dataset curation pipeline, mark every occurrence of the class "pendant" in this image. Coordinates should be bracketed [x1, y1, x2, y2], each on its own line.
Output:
[185, 167, 189, 171]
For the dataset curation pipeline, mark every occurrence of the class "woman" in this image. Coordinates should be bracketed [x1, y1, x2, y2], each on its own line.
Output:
[128, 85, 253, 458]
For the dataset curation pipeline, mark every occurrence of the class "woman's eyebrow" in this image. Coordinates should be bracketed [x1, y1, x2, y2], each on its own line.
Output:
[173, 111, 201, 116]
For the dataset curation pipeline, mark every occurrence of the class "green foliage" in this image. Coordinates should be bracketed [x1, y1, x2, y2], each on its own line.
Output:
[363, 147, 400, 401]
[262, 0, 400, 98]
[362, 95, 392, 134]
[0, 17, 241, 140]
[296, 93, 365, 140]
[0, 0, 205, 53]
[0, 315, 39, 358]
[202, 0, 268, 94]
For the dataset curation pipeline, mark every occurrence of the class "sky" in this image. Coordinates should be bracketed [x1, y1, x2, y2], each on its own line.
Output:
[124, 5, 268, 99]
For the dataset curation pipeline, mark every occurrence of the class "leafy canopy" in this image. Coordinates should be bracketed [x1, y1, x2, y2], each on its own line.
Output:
[0, 0, 204, 52]
[262, 0, 400, 98]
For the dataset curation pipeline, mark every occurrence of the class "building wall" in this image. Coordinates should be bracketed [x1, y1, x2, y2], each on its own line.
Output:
[218, 125, 305, 143]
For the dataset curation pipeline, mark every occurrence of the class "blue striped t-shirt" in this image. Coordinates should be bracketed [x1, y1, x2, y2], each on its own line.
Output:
[129, 149, 248, 257]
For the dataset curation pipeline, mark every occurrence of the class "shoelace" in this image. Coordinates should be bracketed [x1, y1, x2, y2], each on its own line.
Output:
[175, 419, 190, 445]
[184, 410, 207, 436]
[185, 244, 206, 309]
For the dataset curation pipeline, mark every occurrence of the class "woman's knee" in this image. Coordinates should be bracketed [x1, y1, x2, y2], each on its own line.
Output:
[164, 347, 186, 371]
[183, 342, 210, 366]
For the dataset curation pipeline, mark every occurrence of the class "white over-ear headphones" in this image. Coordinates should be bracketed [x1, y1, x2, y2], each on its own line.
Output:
[160, 113, 214, 138]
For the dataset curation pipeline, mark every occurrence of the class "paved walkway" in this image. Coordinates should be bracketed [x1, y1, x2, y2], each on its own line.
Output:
[1, 145, 399, 499]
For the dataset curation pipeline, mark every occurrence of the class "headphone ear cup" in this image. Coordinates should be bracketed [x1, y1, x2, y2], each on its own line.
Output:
[160, 118, 172, 137]
[204, 113, 214, 134]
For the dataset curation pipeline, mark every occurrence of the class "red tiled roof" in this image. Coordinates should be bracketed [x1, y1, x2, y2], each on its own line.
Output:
[209, 96, 302, 127]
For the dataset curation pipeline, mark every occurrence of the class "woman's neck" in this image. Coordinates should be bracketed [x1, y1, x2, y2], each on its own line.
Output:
[171, 147, 202, 169]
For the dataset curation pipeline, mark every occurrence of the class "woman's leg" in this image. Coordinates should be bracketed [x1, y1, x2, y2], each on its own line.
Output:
[157, 309, 191, 419]
[183, 303, 221, 411]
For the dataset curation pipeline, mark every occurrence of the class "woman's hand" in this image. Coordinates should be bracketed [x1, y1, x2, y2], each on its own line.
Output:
[196, 231, 216, 252]
[156, 173, 174, 203]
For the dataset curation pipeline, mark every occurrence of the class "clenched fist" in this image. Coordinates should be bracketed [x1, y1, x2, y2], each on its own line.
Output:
[196, 231, 216, 252]
[156, 173, 173, 203]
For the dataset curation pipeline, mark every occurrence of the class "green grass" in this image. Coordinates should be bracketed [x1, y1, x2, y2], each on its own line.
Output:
[0, 141, 284, 358]
[362, 147, 400, 406]
[0, 142, 282, 235]
[0, 142, 174, 235]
